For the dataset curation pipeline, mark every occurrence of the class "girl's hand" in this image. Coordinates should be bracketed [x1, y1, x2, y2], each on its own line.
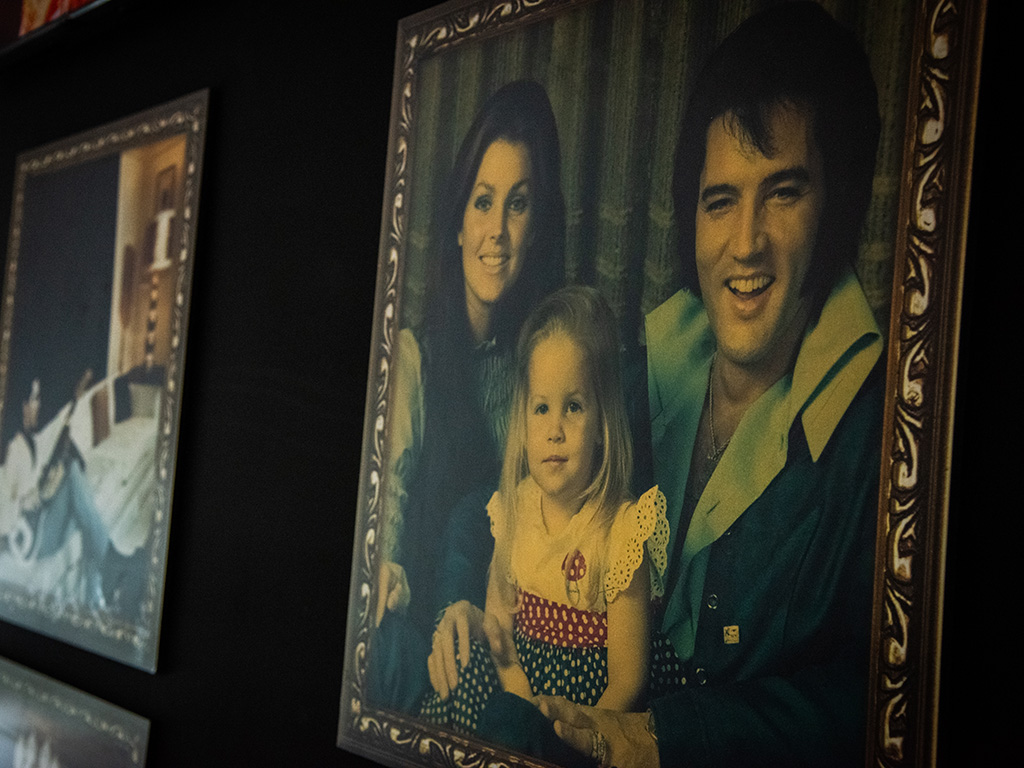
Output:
[482, 611, 518, 668]
[427, 600, 486, 699]
[537, 696, 659, 768]
[482, 613, 532, 700]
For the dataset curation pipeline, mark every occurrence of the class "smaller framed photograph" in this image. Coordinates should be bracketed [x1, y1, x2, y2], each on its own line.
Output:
[0, 655, 149, 767]
[0, 90, 208, 671]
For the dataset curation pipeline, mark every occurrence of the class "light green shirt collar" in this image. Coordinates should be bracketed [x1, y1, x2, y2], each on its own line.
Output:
[646, 269, 882, 658]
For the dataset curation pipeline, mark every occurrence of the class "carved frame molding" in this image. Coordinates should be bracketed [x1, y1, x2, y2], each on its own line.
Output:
[339, 2, 986, 766]
[869, 1, 986, 766]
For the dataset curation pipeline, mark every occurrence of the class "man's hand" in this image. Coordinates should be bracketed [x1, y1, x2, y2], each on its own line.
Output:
[374, 560, 410, 627]
[537, 696, 659, 768]
[427, 600, 486, 700]
[38, 463, 64, 503]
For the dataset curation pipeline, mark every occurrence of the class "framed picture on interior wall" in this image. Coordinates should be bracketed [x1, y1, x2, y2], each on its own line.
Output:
[0, 89, 208, 672]
[338, 2, 984, 767]
[17, 0, 109, 38]
[0, 654, 149, 767]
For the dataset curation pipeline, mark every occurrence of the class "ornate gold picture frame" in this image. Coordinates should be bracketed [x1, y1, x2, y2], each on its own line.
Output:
[338, 2, 985, 766]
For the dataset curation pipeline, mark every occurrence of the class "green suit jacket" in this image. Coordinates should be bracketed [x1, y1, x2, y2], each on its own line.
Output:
[646, 270, 883, 768]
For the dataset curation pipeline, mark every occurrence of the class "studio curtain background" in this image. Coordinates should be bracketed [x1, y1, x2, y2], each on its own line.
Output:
[396, 0, 914, 343]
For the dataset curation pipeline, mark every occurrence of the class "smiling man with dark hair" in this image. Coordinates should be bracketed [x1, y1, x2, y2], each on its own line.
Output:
[541, 5, 885, 766]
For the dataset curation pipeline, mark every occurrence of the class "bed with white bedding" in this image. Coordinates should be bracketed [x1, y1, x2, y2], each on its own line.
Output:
[0, 377, 157, 608]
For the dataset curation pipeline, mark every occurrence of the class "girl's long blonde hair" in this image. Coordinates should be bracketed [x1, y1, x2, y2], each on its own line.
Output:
[492, 285, 634, 609]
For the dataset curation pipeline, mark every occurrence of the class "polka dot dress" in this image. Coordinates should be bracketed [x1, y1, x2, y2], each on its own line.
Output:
[419, 482, 670, 735]
[514, 591, 608, 705]
[649, 632, 687, 696]
[419, 591, 609, 735]
[419, 637, 501, 733]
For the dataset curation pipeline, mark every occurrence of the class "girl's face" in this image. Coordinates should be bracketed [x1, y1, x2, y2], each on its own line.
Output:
[526, 332, 601, 513]
[459, 139, 532, 341]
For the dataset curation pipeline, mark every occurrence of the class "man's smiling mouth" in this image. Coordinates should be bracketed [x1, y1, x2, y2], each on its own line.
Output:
[480, 253, 509, 268]
[728, 275, 773, 297]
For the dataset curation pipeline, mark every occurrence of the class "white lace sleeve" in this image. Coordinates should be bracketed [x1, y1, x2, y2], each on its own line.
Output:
[486, 489, 520, 602]
[380, 328, 424, 563]
[603, 485, 669, 603]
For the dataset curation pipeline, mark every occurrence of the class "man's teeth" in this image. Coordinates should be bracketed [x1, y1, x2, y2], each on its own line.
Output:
[729, 276, 772, 294]
[481, 255, 506, 267]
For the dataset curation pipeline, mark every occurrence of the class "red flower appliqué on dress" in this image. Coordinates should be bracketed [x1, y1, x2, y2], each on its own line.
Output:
[561, 549, 587, 581]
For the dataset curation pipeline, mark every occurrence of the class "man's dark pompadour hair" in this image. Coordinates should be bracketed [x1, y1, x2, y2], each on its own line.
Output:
[674, 1, 881, 303]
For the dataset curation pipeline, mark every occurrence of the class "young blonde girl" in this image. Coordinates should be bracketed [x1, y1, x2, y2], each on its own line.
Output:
[421, 285, 668, 735]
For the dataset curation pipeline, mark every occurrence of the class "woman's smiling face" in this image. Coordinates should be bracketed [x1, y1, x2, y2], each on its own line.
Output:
[460, 139, 532, 341]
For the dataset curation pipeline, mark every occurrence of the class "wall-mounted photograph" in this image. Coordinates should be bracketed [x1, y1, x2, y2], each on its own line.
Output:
[339, 1, 984, 767]
[0, 655, 149, 767]
[0, 90, 208, 672]
[17, 0, 109, 37]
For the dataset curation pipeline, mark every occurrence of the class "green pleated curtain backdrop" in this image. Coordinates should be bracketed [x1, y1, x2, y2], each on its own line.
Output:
[397, 0, 914, 343]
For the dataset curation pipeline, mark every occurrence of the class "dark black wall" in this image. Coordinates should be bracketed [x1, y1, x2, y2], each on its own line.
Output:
[0, 1, 414, 765]
[0, 1, 998, 765]
[938, 3, 1002, 763]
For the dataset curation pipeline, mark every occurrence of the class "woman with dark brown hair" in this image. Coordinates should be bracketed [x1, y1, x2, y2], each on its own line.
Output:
[371, 80, 565, 712]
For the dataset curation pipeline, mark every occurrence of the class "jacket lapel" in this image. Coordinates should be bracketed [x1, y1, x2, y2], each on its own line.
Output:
[646, 271, 881, 661]
[645, 291, 712, 563]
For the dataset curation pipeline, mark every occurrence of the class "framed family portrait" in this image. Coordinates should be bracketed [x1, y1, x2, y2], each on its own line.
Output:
[339, 1, 984, 767]
[0, 90, 208, 671]
[0, 655, 149, 767]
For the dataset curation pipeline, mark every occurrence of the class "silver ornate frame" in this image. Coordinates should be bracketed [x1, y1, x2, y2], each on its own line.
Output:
[339, 2, 985, 766]
[0, 90, 208, 672]
[0, 655, 150, 766]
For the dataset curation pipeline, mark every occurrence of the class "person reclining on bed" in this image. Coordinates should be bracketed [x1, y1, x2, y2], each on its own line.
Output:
[0, 376, 143, 613]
